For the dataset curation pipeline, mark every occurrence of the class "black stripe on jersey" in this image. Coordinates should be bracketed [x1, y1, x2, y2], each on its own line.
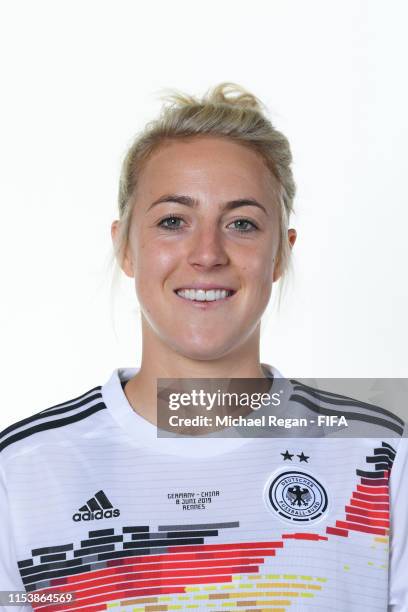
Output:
[31, 543, 74, 556]
[39, 385, 103, 412]
[374, 463, 390, 471]
[290, 380, 405, 427]
[0, 387, 103, 441]
[366, 454, 393, 466]
[40, 553, 67, 563]
[366, 445, 396, 473]
[359, 443, 397, 477]
[382, 441, 397, 452]
[356, 469, 387, 478]
[17, 559, 33, 568]
[291, 394, 404, 435]
[89, 528, 115, 537]
[375, 447, 396, 460]
[0, 402, 107, 452]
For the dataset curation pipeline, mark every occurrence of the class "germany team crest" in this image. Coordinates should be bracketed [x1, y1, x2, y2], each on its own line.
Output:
[264, 470, 329, 523]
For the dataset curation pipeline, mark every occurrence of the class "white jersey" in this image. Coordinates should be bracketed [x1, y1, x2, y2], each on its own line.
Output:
[0, 366, 407, 612]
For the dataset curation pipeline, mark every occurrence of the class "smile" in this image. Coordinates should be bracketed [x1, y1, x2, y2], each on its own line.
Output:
[175, 288, 235, 302]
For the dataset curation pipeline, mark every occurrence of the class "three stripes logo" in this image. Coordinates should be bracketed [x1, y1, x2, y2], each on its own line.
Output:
[72, 490, 120, 522]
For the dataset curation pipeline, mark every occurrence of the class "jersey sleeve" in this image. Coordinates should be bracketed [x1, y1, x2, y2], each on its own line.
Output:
[0, 455, 27, 611]
[388, 429, 408, 611]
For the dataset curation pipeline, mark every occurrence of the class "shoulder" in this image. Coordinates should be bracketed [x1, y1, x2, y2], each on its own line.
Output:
[289, 378, 406, 437]
[0, 383, 107, 458]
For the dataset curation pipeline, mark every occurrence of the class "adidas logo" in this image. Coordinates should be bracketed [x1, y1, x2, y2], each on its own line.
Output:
[72, 490, 120, 522]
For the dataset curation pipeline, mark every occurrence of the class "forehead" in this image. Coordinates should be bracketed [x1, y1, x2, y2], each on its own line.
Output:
[135, 136, 279, 203]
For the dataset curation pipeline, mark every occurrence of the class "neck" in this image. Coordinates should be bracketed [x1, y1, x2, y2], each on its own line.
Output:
[122, 320, 270, 426]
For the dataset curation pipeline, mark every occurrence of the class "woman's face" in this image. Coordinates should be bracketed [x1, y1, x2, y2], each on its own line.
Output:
[113, 136, 296, 360]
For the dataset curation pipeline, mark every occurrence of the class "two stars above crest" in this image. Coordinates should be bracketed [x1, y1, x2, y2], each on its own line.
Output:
[281, 450, 309, 462]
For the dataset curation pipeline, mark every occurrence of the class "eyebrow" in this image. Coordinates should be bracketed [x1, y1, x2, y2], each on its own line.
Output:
[147, 193, 268, 215]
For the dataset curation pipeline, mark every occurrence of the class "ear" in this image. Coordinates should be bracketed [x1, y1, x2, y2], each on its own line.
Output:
[272, 228, 297, 282]
[111, 220, 134, 278]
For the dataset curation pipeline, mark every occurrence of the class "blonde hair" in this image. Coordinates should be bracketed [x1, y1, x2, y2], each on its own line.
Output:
[110, 82, 296, 310]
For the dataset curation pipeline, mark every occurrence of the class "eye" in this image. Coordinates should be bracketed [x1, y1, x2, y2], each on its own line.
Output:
[157, 216, 259, 233]
[157, 216, 185, 231]
[227, 218, 259, 233]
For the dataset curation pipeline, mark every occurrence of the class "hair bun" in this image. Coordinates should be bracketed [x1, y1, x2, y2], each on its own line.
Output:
[158, 82, 265, 113]
[205, 82, 265, 111]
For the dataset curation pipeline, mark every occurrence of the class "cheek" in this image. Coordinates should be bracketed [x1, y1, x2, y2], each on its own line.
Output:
[239, 245, 275, 285]
[133, 239, 179, 293]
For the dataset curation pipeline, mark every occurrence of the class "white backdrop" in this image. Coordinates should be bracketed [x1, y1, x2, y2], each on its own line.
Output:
[1, 0, 407, 429]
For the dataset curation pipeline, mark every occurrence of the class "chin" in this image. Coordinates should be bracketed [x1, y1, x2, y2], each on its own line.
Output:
[170, 338, 236, 362]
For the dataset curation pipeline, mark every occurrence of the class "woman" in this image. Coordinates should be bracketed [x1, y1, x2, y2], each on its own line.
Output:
[0, 83, 406, 611]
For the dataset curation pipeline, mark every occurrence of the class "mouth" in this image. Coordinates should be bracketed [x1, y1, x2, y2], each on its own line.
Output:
[174, 287, 237, 306]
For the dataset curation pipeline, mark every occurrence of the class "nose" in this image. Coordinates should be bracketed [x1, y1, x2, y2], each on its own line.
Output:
[187, 222, 229, 269]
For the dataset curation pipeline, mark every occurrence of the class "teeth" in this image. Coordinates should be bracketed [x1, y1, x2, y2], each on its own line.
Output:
[176, 289, 232, 302]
